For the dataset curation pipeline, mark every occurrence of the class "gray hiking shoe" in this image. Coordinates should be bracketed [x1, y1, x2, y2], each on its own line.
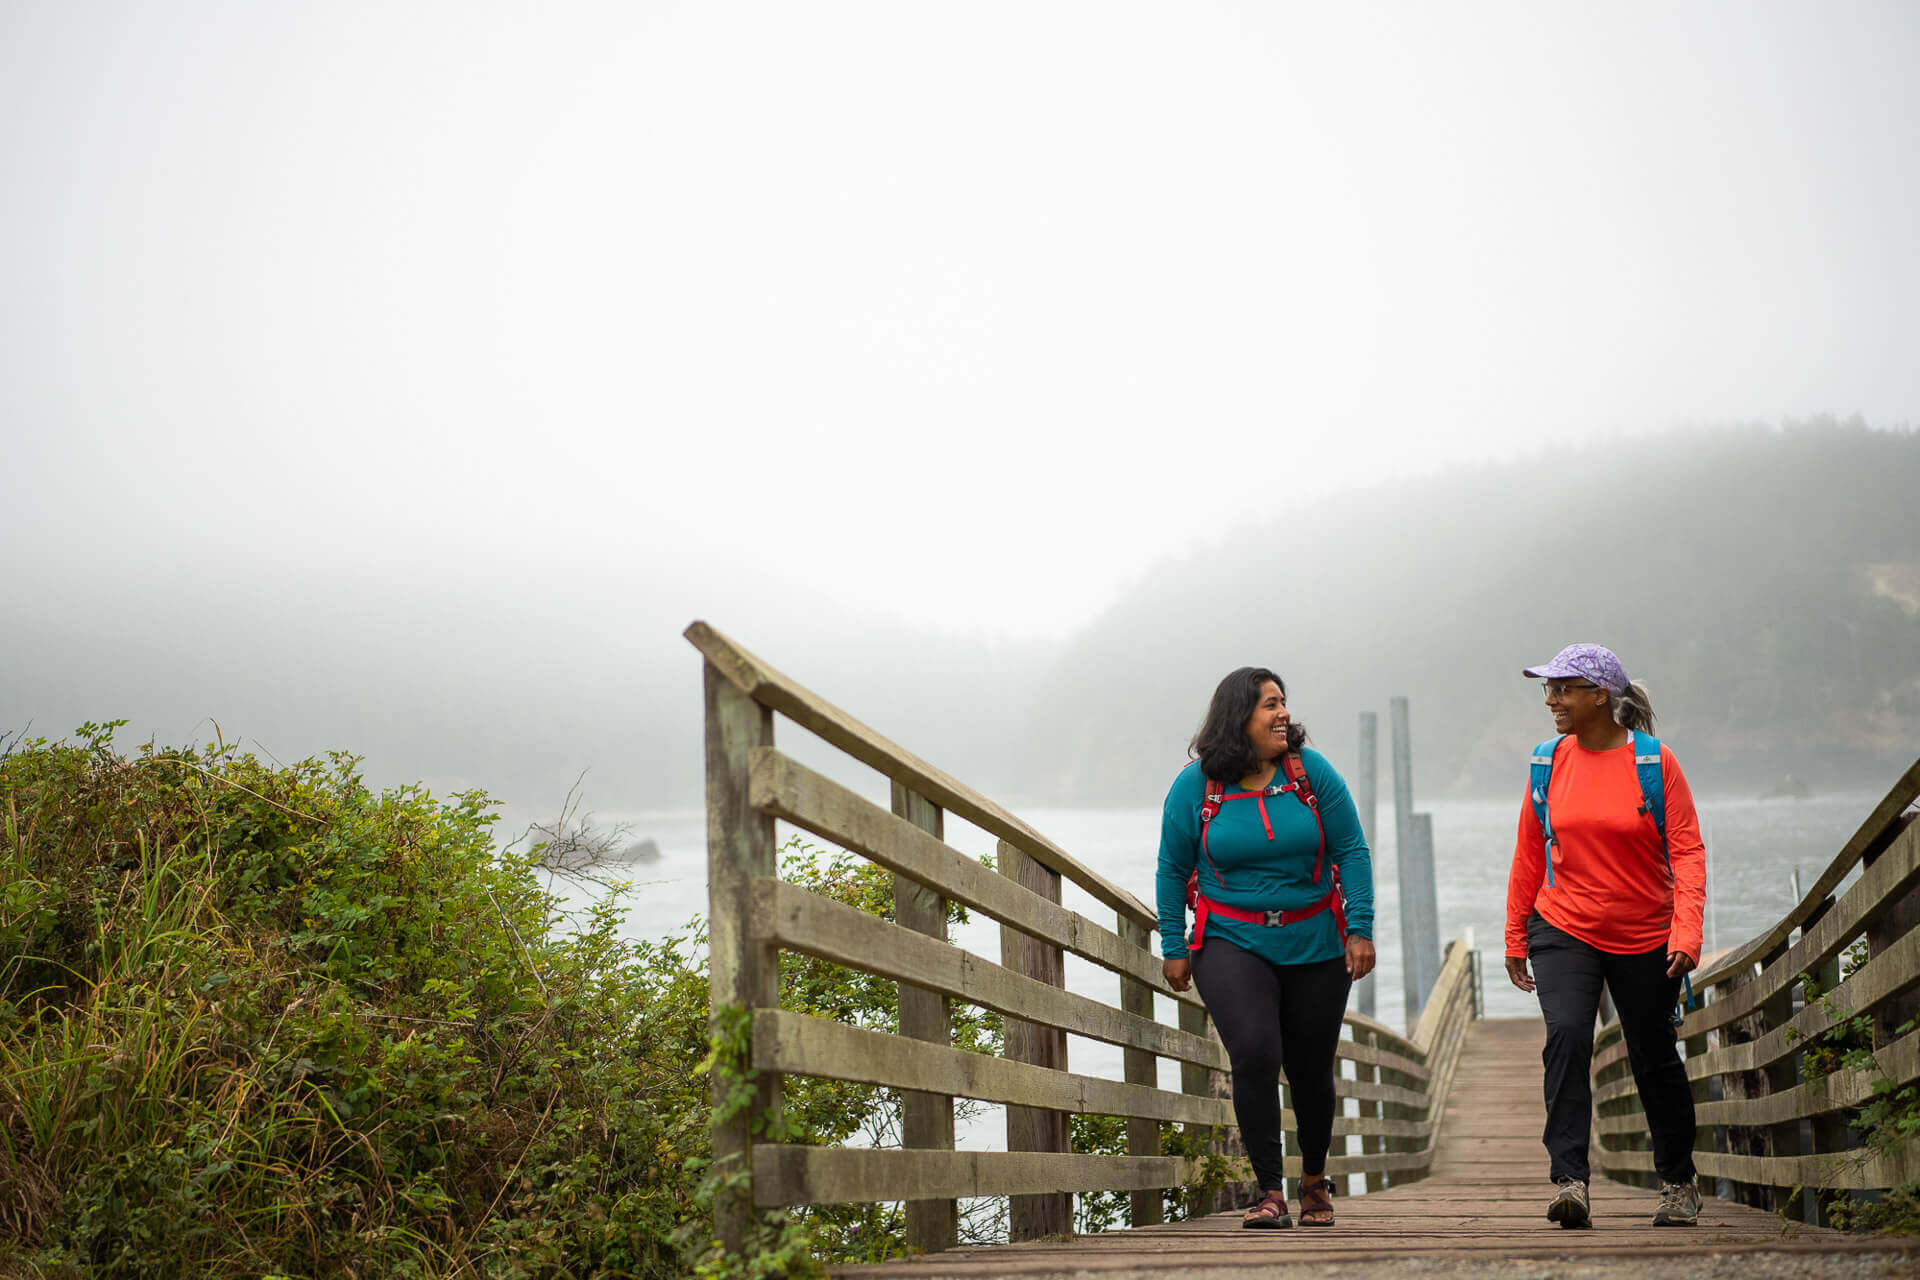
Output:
[1653, 1178, 1702, 1226]
[1547, 1177, 1591, 1228]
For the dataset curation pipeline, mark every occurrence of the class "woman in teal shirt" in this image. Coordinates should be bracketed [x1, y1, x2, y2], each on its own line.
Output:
[1157, 666, 1376, 1229]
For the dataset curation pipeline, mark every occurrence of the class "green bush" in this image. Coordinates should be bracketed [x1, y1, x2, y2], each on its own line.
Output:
[1069, 1113, 1232, 1233]
[0, 726, 986, 1278]
[1824, 1181, 1920, 1234]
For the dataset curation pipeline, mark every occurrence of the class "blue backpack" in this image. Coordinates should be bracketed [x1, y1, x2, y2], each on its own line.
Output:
[1529, 729, 1667, 888]
[1528, 729, 1696, 1021]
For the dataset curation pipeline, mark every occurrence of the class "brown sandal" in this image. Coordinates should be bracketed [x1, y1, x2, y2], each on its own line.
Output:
[1242, 1189, 1293, 1229]
[1298, 1175, 1335, 1226]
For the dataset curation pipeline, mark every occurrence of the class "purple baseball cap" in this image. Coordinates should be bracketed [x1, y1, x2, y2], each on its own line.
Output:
[1523, 643, 1629, 693]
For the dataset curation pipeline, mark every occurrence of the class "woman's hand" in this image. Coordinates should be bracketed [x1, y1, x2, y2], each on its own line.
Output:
[1666, 950, 1697, 979]
[1505, 955, 1536, 993]
[1344, 934, 1375, 981]
[1163, 956, 1192, 992]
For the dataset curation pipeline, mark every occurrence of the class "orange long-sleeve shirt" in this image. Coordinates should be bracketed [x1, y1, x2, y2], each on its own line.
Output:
[1505, 735, 1705, 961]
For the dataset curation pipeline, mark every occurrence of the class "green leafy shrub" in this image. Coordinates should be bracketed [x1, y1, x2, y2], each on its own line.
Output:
[1789, 939, 1920, 1232]
[0, 727, 991, 1277]
[1068, 1112, 1232, 1233]
[1795, 941, 1878, 1083]
[1823, 1180, 1920, 1234]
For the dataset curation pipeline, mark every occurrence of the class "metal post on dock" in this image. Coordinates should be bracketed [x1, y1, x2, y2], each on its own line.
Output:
[1464, 925, 1483, 1018]
[1356, 711, 1378, 1018]
[1409, 812, 1440, 1023]
[1392, 697, 1441, 1032]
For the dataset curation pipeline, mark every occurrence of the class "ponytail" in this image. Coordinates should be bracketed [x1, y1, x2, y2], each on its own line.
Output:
[1611, 679, 1657, 735]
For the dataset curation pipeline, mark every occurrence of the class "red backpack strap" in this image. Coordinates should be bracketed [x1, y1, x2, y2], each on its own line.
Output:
[1280, 750, 1316, 806]
[1199, 776, 1224, 821]
[1280, 751, 1330, 884]
[1196, 775, 1228, 893]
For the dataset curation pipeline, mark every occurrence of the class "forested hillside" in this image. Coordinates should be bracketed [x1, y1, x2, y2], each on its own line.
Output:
[1016, 421, 1920, 803]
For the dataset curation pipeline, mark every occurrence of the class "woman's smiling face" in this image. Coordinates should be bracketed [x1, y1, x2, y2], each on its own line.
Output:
[1543, 679, 1607, 735]
[1243, 680, 1290, 762]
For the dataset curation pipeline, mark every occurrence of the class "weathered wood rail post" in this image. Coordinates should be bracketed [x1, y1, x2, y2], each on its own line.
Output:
[1176, 999, 1221, 1219]
[998, 840, 1069, 1239]
[701, 661, 778, 1252]
[891, 783, 957, 1252]
[1356, 1026, 1384, 1192]
[1589, 758, 1920, 1219]
[689, 621, 1483, 1254]
[1118, 915, 1164, 1228]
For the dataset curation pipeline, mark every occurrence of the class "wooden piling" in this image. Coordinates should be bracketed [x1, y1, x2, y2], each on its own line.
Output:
[1392, 696, 1441, 1032]
[1355, 711, 1378, 1019]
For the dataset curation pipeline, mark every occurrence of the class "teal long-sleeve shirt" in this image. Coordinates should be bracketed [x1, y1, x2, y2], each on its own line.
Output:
[1156, 748, 1375, 965]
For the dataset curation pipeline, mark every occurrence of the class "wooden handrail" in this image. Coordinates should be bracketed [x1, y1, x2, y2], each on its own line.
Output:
[750, 876, 1232, 1069]
[749, 747, 1205, 1006]
[1693, 758, 1920, 991]
[752, 1009, 1236, 1126]
[689, 619, 1155, 928]
[1589, 758, 1920, 1220]
[1345, 1009, 1426, 1063]
[693, 622, 1485, 1243]
[1588, 818, 1920, 1077]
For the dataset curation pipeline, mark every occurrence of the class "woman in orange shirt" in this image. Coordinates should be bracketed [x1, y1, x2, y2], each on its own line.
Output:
[1504, 644, 1706, 1231]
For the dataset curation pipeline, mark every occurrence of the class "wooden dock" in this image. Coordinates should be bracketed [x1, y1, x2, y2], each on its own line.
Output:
[686, 622, 1920, 1274]
[835, 1018, 1910, 1275]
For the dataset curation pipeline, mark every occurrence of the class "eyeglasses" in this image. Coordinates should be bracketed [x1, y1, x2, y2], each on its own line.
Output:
[1542, 680, 1601, 698]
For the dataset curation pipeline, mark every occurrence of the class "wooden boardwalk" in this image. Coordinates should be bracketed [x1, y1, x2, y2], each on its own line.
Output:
[837, 1019, 1911, 1276]
[686, 629, 1920, 1272]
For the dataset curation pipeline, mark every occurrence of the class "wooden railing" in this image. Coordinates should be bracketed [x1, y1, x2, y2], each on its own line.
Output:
[1591, 757, 1920, 1219]
[691, 622, 1480, 1252]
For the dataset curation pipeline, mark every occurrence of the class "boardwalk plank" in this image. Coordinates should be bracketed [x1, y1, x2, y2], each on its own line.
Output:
[831, 1017, 1914, 1277]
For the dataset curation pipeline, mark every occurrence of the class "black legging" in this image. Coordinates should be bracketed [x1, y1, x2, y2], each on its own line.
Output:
[1189, 939, 1352, 1190]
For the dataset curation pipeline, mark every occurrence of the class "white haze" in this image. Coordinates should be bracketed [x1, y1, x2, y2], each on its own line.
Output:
[3, 2, 1916, 807]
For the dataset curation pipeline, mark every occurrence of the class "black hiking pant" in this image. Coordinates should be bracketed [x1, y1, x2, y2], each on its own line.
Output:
[1189, 939, 1352, 1191]
[1528, 912, 1696, 1186]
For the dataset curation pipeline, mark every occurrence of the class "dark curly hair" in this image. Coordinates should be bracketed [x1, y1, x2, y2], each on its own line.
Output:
[1189, 666, 1309, 783]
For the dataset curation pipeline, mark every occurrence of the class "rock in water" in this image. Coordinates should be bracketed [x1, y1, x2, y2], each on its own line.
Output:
[622, 837, 662, 861]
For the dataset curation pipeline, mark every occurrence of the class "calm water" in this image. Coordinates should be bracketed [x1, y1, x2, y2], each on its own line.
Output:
[539, 786, 1884, 1175]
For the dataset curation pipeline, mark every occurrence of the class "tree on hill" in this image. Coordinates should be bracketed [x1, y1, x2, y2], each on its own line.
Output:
[1018, 421, 1920, 803]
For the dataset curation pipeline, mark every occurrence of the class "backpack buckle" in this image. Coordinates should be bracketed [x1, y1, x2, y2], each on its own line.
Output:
[1263, 909, 1284, 927]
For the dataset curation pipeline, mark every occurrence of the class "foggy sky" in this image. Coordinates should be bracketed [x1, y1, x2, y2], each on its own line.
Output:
[4, 3, 1917, 808]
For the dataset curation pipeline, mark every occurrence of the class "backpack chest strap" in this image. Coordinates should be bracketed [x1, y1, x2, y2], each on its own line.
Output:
[1198, 755, 1329, 888]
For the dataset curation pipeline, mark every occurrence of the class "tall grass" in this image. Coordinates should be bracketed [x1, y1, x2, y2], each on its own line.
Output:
[0, 725, 711, 1279]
